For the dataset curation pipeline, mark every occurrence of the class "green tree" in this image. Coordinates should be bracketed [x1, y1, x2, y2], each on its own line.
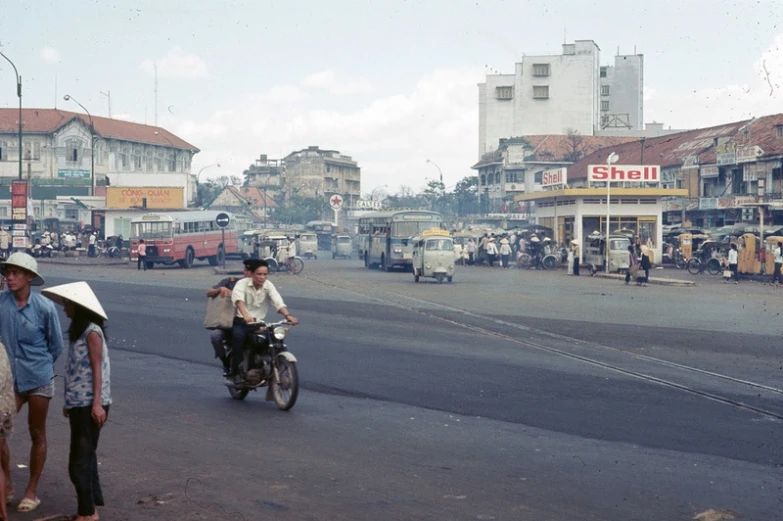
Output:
[273, 193, 330, 225]
[453, 176, 478, 216]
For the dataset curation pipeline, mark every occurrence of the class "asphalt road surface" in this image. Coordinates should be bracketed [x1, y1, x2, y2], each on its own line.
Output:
[5, 256, 781, 521]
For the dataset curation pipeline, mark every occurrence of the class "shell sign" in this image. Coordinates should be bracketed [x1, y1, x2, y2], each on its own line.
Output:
[105, 187, 185, 209]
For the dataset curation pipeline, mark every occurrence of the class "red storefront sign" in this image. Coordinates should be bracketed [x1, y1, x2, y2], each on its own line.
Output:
[11, 181, 27, 221]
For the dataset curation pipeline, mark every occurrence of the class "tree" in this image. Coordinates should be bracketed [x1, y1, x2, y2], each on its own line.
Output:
[386, 185, 424, 209]
[453, 176, 478, 216]
[273, 192, 330, 225]
[196, 179, 223, 208]
[563, 128, 585, 162]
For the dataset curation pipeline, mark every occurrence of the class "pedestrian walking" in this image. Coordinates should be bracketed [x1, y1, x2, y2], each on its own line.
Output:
[41, 282, 111, 521]
[625, 245, 639, 285]
[727, 243, 739, 284]
[466, 238, 476, 266]
[638, 246, 652, 286]
[571, 240, 580, 276]
[499, 239, 512, 269]
[485, 238, 499, 267]
[87, 233, 97, 258]
[137, 239, 147, 271]
[0, 253, 63, 514]
[771, 241, 783, 286]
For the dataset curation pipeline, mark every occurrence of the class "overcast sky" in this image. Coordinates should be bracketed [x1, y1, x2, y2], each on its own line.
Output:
[0, 0, 781, 194]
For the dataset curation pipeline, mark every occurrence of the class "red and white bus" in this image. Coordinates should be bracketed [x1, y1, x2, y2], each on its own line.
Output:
[130, 211, 239, 269]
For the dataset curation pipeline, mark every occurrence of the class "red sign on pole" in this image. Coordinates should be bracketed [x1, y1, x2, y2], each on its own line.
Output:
[11, 181, 27, 221]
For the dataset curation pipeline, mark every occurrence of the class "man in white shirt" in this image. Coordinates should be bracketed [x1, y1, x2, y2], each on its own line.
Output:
[88, 233, 97, 257]
[286, 236, 297, 275]
[772, 241, 783, 286]
[230, 259, 298, 382]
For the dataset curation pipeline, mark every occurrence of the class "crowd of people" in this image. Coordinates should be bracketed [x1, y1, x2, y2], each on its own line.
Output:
[0, 253, 111, 521]
[452, 231, 577, 272]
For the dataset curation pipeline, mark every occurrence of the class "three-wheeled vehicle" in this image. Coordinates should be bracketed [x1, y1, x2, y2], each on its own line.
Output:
[411, 229, 455, 283]
[331, 234, 353, 259]
[583, 233, 632, 274]
[297, 232, 319, 259]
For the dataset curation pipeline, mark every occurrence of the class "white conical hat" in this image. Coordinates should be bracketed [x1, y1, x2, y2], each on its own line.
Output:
[42, 282, 108, 320]
[1, 252, 44, 286]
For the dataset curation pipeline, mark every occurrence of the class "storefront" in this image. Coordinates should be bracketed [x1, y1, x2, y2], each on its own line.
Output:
[514, 187, 688, 262]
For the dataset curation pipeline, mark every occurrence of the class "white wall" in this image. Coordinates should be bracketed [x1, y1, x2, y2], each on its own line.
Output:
[478, 74, 516, 157]
[610, 54, 644, 130]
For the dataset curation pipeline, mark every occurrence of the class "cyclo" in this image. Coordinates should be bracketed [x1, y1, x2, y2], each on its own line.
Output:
[411, 229, 454, 283]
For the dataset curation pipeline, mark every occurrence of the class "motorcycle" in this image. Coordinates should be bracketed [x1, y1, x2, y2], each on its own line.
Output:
[223, 320, 299, 410]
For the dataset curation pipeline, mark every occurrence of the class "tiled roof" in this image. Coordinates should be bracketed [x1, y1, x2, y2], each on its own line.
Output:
[228, 186, 278, 208]
[567, 113, 783, 180]
[0, 108, 198, 151]
[472, 134, 638, 168]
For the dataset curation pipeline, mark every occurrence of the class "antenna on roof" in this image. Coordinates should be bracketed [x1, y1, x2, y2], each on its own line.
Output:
[563, 25, 566, 45]
[154, 63, 158, 126]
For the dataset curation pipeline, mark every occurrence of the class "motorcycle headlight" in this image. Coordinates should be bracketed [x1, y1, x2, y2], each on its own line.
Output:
[273, 326, 287, 340]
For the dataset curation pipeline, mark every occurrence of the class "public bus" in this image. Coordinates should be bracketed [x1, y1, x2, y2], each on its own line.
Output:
[358, 210, 444, 271]
[305, 220, 336, 250]
[129, 211, 239, 269]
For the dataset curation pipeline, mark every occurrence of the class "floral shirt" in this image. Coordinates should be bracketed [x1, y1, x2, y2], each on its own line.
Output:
[64, 323, 112, 409]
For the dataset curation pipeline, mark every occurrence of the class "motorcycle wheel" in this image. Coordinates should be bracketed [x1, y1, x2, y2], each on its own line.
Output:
[271, 358, 299, 410]
[228, 384, 249, 400]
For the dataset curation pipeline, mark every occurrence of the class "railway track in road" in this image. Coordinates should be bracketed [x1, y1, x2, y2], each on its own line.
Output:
[302, 272, 783, 423]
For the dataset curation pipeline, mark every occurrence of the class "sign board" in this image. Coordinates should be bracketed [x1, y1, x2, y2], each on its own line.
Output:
[11, 181, 27, 221]
[329, 194, 344, 210]
[356, 200, 382, 210]
[11, 230, 25, 237]
[215, 212, 231, 228]
[505, 144, 527, 165]
[736, 145, 763, 163]
[699, 195, 756, 210]
[57, 169, 91, 179]
[716, 152, 736, 166]
[541, 167, 567, 188]
[12, 237, 27, 248]
[105, 187, 185, 209]
[12, 223, 27, 231]
[700, 165, 719, 178]
[587, 165, 660, 183]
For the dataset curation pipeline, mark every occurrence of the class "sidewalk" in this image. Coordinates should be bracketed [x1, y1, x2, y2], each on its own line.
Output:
[593, 271, 695, 287]
[36, 255, 129, 267]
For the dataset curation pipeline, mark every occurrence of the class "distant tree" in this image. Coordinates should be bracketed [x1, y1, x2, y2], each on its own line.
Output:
[196, 179, 223, 208]
[563, 128, 585, 162]
[453, 176, 478, 216]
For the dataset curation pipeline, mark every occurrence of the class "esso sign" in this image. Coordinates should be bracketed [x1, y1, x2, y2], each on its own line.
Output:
[588, 165, 660, 183]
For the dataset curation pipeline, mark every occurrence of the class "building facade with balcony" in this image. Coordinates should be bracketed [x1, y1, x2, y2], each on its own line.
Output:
[0, 108, 198, 223]
[478, 40, 645, 157]
[282, 146, 361, 209]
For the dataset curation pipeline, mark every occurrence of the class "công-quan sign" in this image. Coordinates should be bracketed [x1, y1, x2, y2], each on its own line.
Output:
[105, 186, 185, 209]
[541, 167, 567, 188]
[588, 164, 660, 183]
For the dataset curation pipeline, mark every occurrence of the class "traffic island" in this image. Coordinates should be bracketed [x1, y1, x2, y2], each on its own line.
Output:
[593, 272, 695, 287]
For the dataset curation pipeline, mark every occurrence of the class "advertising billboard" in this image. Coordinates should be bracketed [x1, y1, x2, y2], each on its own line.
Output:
[105, 187, 185, 209]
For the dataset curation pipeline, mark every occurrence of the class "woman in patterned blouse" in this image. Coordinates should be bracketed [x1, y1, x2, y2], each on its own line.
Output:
[42, 282, 111, 521]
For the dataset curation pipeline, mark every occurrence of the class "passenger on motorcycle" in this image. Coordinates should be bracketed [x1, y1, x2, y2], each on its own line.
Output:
[206, 261, 253, 376]
[229, 259, 299, 384]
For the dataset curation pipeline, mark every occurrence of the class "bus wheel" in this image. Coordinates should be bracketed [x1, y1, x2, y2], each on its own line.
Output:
[181, 247, 195, 269]
[208, 245, 225, 266]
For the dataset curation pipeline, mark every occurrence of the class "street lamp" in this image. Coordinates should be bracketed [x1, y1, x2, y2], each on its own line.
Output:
[605, 152, 619, 273]
[0, 51, 22, 181]
[426, 159, 443, 185]
[63, 94, 95, 196]
[195, 163, 220, 207]
[369, 184, 387, 201]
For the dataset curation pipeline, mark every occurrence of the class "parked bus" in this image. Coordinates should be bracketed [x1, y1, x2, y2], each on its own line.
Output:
[358, 210, 443, 271]
[305, 220, 336, 250]
[129, 211, 238, 269]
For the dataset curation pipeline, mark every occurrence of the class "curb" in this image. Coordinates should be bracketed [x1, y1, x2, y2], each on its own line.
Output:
[36, 258, 130, 267]
[593, 272, 695, 287]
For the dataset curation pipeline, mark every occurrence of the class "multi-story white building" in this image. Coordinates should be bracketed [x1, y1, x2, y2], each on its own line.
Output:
[283, 146, 361, 209]
[478, 40, 645, 157]
[0, 108, 198, 223]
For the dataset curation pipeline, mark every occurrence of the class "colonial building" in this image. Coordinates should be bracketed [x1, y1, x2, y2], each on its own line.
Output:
[207, 185, 278, 224]
[0, 108, 198, 224]
[282, 146, 361, 209]
[243, 154, 283, 198]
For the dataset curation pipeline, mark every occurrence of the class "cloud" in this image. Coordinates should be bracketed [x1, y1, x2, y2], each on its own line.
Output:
[185, 67, 482, 190]
[303, 69, 374, 95]
[647, 32, 781, 129]
[140, 47, 208, 78]
[40, 46, 61, 63]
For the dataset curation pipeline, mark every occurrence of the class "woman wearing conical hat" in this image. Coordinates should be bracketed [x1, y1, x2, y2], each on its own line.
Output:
[42, 282, 111, 521]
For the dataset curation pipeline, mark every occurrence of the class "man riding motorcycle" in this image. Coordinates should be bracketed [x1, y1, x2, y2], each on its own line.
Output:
[229, 259, 298, 385]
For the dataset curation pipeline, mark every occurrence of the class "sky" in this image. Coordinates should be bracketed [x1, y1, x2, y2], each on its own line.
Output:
[0, 0, 781, 196]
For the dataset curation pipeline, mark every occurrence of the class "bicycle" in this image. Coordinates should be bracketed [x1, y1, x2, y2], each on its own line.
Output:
[672, 249, 687, 269]
[686, 256, 722, 275]
[264, 256, 304, 275]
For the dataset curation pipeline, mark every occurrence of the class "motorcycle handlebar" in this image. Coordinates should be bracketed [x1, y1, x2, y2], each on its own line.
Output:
[246, 320, 295, 327]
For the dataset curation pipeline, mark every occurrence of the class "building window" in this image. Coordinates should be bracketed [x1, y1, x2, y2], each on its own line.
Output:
[146, 151, 153, 170]
[600, 67, 608, 78]
[496, 86, 513, 100]
[532, 64, 550, 77]
[168, 152, 177, 171]
[601, 85, 610, 96]
[33, 142, 41, 160]
[533, 86, 549, 99]
[601, 101, 610, 112]
[534, 171, 543, 183]
[0, 142, 4, 161]
[71, 148, 79, 162]
[134, 153, 142, 169]
[776, 125, 783, 139]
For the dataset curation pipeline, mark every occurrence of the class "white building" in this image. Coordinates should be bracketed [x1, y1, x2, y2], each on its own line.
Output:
[478, 40, 645, 157]
[0, 108, 199, 223]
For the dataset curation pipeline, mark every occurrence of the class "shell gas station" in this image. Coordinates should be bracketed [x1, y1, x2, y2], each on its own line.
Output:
[514, 163, 688, 264]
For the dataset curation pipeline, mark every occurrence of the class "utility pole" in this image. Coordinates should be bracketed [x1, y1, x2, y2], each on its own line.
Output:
[101, 90, 112, 118]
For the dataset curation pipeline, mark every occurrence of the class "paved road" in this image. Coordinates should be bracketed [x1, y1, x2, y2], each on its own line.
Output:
[6, 256, 781, 520]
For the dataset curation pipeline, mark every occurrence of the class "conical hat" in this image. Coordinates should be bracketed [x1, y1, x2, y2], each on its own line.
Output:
[42, 282, 107, 320]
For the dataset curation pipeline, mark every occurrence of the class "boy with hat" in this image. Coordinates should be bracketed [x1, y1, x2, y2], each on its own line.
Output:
[0, 252, 63, 513]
